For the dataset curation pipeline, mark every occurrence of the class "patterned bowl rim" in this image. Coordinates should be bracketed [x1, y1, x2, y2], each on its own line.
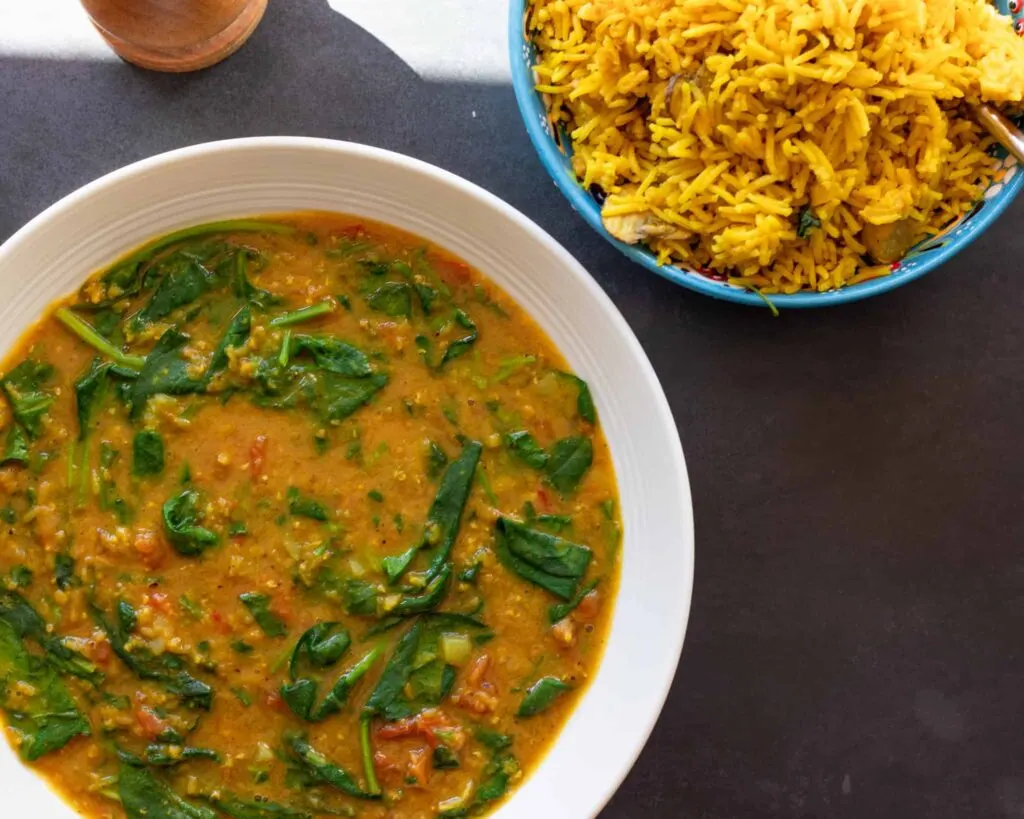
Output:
[508, 0, 1024, 308]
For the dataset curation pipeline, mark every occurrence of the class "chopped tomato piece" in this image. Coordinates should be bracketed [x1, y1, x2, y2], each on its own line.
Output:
[91, 639, 112, 666]
[133, 698, 169, 739]
[211, 610, 232, 635]
[250, 435, 268, 481]
[407, 747, 429, 788]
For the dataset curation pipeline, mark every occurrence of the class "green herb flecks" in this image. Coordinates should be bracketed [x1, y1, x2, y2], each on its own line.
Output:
[797, 207, 822, 239]
[287, 487, 329, 521]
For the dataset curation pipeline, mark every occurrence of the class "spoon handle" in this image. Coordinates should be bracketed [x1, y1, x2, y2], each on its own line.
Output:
[974, 103, 1024, 165]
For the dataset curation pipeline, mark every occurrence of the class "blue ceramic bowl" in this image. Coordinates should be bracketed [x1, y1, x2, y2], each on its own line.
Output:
[509, 0, 1024, 308]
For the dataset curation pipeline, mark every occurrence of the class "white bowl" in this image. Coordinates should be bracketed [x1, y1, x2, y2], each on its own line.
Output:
[0, 138, 694, 819]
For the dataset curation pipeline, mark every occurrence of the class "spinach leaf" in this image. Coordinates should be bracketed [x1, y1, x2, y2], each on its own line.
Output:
[279, 623, 351, 719]
[365, 281, 412, 318]
[505, 430, 548, 469]
[207, 796, 312, 819]
[494, 517, 592, 600]
[476, 753, 520, 802]
[390, 564, 452, 617]
[74, 358, 111, 440]
[253, 359, 387, 425]
[130, 253, 217, 331]
[549, 578, 599, 624]
[133, 430, 165, 477]
[239, 593, 288, 638]
[119, 761, 217, 819]
[283, 645, 380, 723]
[383, 440, 479, 585]
[797, 206, 822, 239]
[55, 308, 146, 370]
[1, 359, 54, 439]
[475, 727, 513, 751]
[458, 560, 482, 584]
[439, 751, 520, 817]
[287, 487, 328, 521]
[8, 566, 32, 589]
[312, 648, 381, 721]
[288, 623, 351, 678]
[54, 553, 76, 591]
[130, 329, 204, 418]
[544, 435, 593, 494]
[290, 335, 372, 377]
[363, 620, 422, 717]
[343, 578, 378, 616]
[268, 301, 333, 328]
[90, 599, 213, 709]
[0, 590, 101, 683]
[206, 305, 251, 380]
[144, 744, 220, 766]
[319, 372, 389, 421]
[414, 282, 438, 314]
[559, 372, 596, 424]
[231, 250, 280, 310]
[0, 619, 91, 760]
[517, 676, 571, 717]
[162, 489, 219, 556]
[2, 425, 28, 465]
[426, 439, 449, 479]
[433, 744, 459, 769]
[105, 220, 293, 291]
[440, 309, 477, 366]
[380, 546, 418, 585]
[286, 733, 381, 800]
[365, 619, 460, 721]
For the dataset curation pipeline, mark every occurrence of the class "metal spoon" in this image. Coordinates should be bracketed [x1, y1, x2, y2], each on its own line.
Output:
[974, 103, 1024, 164]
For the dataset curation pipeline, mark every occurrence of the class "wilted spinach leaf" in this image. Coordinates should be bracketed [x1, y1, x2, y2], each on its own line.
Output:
[133, 430, 165, 477]
[286, 487, 328, 521]
[239, 592, 288, 638]
[162, 488, 218, 556]
[1, 359, 55, 439]
[0, 619, 91, 760]
[206, 306, 251, 380]
[517, 676, 571, 717]
[365, 281, 412, 318]
[130, 329, 204, 418]
[505, 430, 548, 469]
[118, 761, 217, 819]
[493, 517, 592, 600]
[544, 435, 593, 494]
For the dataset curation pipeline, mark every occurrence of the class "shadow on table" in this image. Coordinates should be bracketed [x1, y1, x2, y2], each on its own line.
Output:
[6, 3, 1024, 819]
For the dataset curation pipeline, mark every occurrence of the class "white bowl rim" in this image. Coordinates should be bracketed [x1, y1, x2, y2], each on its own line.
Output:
[0, 137, 694, 819]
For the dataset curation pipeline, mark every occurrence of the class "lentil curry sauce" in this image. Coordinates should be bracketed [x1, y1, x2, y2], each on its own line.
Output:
[0, 214, 621, 818]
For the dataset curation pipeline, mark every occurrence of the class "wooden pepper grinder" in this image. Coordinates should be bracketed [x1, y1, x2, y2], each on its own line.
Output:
[81, 0, 268, 72]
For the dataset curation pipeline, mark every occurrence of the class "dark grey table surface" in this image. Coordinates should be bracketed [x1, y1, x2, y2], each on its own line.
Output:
[4, 3, 1024, 817]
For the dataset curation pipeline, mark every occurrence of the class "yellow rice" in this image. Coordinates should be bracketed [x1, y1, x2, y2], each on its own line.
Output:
[528, 0, 1024, 293]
